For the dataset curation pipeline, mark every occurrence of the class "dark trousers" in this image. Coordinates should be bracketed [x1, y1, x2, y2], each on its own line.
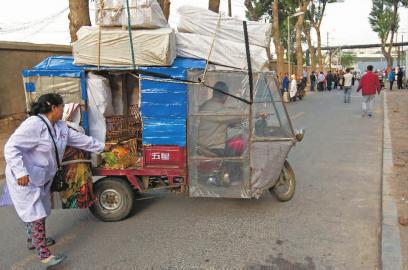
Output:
[318, 82, 324, 91]
[390, 80, 394, 90]
[397, 79, 403, 89]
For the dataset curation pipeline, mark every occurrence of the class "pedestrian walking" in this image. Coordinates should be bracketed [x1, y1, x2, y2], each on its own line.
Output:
[282, 73, 289, 93]
[327, 71, 334, 91]
[2, 93, 106, 267]
[356, 65, 381, 117]
[352, 72, 356, 86]
[333, 71, 339, 89]
[339, 70, 345, 90]
[343, 68, 353, 103]
[310, 71, 316, 91]
[289, 74, 297, 101]
[318, 71, 325, 91]
[397, 67, 404, 89]
[388, 69, 395, 90]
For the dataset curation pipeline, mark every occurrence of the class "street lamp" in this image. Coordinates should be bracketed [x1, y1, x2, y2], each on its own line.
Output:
[287, 11, 304, 77]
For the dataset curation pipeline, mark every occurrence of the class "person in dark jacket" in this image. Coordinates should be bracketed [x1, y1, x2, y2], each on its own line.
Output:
[388, 69, 395, 90]
[357, 65, 381, 117]
[397, 68, 404, 89]
[310, 71, 316, 91]
[326, 71, 334, 91]
[282, 73, 289, 94]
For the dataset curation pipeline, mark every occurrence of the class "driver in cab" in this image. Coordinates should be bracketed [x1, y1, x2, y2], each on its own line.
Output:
[197, 81, 242, 157]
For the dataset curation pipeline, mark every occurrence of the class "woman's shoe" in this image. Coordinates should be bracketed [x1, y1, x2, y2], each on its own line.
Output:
[27, 237, 56, 250]
[40, 254, 66, 267]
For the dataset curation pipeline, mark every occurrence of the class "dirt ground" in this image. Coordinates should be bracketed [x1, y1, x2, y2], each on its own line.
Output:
[0, 113, 25, 177]
[387, 89, 408, 269]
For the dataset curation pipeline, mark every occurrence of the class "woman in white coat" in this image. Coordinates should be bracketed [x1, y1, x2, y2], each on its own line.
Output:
[289, 74, 298, 101]
[4, 93, 105, 267]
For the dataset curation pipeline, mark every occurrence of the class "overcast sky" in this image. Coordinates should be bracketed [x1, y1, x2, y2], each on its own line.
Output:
[0, 0, 407, 47]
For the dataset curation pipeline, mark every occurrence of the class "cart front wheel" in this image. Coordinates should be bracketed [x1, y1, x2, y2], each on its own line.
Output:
[269, 160, 296, 202]
[90, 177, 134, 222]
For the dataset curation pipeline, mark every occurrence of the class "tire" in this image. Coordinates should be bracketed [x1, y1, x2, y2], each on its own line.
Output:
[89, 177, 134, 222]
[269, 160, 296, 202]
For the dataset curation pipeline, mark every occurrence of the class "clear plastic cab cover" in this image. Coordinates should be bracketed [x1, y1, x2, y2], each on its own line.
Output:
[187, 70, 294, 198]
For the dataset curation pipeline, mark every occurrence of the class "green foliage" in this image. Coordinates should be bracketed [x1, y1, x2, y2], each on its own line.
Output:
[369, 0, 399, 42]
[340, 53, 356, 67]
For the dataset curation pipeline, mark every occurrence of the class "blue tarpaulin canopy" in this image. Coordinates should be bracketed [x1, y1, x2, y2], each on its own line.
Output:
[22, 56, 206, 146]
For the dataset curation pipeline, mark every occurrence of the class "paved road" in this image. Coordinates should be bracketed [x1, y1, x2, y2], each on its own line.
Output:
[0, 88, 384, 270]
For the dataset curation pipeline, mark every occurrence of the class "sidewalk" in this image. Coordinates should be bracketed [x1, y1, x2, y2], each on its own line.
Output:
[384, 88, 408, 270]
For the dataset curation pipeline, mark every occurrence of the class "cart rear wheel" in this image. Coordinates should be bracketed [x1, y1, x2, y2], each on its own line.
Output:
[269, 160, 296, 202]
[90, 177, 134, 222]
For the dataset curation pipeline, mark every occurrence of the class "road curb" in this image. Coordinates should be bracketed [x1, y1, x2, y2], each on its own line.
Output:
[381, 91, 402, 270]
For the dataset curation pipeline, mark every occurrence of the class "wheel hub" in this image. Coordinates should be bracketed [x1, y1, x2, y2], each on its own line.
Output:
[100, 189, 122, 211]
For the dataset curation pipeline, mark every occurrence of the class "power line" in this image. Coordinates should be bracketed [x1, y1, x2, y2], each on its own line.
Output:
[0, 7, 68, 34]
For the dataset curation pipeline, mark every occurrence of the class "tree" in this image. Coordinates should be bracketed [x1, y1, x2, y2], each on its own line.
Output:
[68, 0, 91, 42]
[272, 0, 284, 75]
[340, 52, 356, 68]
[369, 0, 408, 69]
[157, 0, 171, 21]
[308, 0, 340, 70]
[294, 0, 311, 77]
[245, 0, 297, 76]
[303, 20, 316, 72]
[209, 0, 220, 13]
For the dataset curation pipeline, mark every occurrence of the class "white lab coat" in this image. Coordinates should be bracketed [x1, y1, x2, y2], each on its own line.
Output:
[4, 114, 104, 222]
[289, 79, 297, 98]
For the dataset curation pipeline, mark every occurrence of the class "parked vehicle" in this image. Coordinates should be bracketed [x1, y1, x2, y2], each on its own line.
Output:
[22, 56, 304, 222]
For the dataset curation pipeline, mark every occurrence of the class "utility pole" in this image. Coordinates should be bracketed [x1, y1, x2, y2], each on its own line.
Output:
[228, 0, 232, 16]
[327, 32, 332, 71]
[397, 32, 400, 66]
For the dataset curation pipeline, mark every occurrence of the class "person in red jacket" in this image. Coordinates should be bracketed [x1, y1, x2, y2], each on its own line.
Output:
[356, 65, 381, 117]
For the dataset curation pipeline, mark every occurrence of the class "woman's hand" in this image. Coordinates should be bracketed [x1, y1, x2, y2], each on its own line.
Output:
[103, 144, 111, 152]
[17, 175, 29, 186]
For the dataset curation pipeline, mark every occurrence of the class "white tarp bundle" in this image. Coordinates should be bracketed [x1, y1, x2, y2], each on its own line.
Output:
[86, 73, 115, 144]
[177, 5, 272, 48]
[176, 32, 268, 71]
[72, 26, 176, 67]
[95, 0, 168, 29]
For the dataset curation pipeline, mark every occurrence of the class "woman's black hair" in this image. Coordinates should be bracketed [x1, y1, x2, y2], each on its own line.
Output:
[29, 93, 64, 116]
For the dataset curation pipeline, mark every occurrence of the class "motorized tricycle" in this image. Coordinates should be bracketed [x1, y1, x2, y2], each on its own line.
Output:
[22, 56, 304, 222]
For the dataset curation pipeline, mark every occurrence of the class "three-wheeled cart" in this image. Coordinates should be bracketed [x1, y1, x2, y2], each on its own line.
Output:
[22, 56, 303, 221]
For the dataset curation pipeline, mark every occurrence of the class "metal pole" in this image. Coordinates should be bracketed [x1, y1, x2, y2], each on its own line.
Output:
[243, 21, 253, 193]
[398, 32, 401, 66]
[288, 16, 291, 76]
[243, 21, 254, 103]
[228, 0, 232, 17]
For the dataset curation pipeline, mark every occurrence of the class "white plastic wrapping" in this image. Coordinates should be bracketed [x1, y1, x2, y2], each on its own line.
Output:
[23, 76, 82, 110]
[177, 5, 272, 48]
[86, 73, 115, 144]
[95, 0, 168, 28]
[73, 26, 176, 67]
[176, 32, 268, 71]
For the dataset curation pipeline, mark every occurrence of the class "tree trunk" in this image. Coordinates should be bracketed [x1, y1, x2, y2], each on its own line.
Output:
[272, 0, 284, 76]
[304, 27, 316, 72]
[244, 0, 257, 20]
[295, 15, 304, 78]
[295, 1, 310, 78]
[208, 0, 220, 13]
[68, 0, 91, 43]
[315, 27, 323, 70]
[314, 1, 326, 71]
[157, 0, 171, 21]
[381, 45, 393, 69]
[385, 1, 398, 68]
